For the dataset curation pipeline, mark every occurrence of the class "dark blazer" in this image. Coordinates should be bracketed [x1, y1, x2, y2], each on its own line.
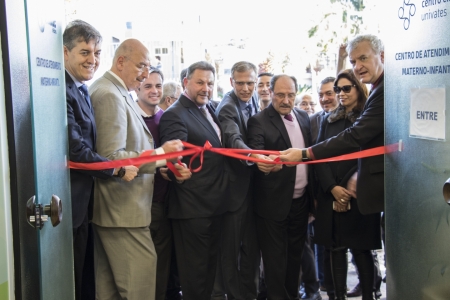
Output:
[65, 71, 112, 228]
[311, 78, 384, 214]
[313, 107, 381, 250]
[215, 91, 259, 212]
[159, 94, 229, 219]
[310, 110, 327, 144]
[247, 105, 313, 221]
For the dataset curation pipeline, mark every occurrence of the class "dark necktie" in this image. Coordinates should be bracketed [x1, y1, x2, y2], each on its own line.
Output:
[284, 114, 293, 122]
[245, 104, 253, 117]
[78, 84, 92, 110]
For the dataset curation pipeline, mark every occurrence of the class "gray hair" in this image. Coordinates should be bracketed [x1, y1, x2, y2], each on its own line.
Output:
[346, 34, 384, 55]
[320, 76, 336, 86]
[160, 81, 180, 104]
[231, 61, 257, 79]
[63, 20, 102, 51]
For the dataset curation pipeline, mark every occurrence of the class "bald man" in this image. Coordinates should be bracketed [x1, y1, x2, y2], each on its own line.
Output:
[89, 38, 189, 300]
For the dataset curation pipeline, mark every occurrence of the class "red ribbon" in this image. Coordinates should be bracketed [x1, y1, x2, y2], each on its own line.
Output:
[69, 142, 401, 173]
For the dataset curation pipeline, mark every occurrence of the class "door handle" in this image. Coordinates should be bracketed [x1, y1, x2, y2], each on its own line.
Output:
[26, 195, 63, 229]
[443, 178, 450, 205]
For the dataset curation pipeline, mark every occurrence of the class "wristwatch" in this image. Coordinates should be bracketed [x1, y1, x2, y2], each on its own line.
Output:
[116, 167, 126, 178]
[302, 149, 310, 162]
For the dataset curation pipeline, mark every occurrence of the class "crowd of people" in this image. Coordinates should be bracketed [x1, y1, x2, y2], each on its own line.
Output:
[65, 19, 385, 300]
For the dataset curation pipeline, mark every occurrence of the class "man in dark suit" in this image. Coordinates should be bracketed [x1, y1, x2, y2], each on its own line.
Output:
[280, 34, 385, 215]
[248, 74, 313, 300]
[214, 61, 260, 300]
[159, 61, 229, 300]
[63, 20, 139, 300]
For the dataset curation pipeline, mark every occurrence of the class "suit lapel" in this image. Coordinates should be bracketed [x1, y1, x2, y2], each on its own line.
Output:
[268, 105, 292, 148]
[103, 72, 151, 136]
[181, 96, 221, 146]
[65, 71, 97, 142]
[293, 108, 310, 147]
[229, 91, 248, 132]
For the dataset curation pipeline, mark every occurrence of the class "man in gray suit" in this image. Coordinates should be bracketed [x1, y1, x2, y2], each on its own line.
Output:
[90, 38, 189, 300]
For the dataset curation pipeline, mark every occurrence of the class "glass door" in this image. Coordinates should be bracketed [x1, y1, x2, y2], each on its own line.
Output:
[24, 0, 74, 298]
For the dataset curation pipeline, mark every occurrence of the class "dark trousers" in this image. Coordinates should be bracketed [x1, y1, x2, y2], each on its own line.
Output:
[165, 242, 182, 300]
[216, 195, 260, 300]
[150, 202, 173, 300]
[73, 213, 90, 300]
[300, 224, 320, 295]
[257, 195, 310, 300]
[172, 215, 223, 300]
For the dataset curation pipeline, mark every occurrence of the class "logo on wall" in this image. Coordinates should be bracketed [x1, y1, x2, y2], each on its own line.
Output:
[398, 0, 416, 30]
[38, 16, 57, 34]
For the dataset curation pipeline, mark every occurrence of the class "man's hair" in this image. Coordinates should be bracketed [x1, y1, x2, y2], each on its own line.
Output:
[186, 61, 215, 79]
[294, 93, 312, 106]
[180, 68, 188, 88]
[335, 69, 368, 112]
[320, 76, 336, 86]
[231, 61, 257, 79]
[149, 68, 164, 82]
[258, 72, 273, 78]
[270, 74, 298, 93]
[160, 81, 180, 104]
[347, 34, 384, 55]
[63, 19, 102, 51]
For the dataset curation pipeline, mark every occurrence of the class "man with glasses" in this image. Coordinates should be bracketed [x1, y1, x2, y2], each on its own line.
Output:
[248, 74, 314, 300]
[89, 38, 188, 300]
[295, 93, 316, 115]
[213, 61, 260, 300]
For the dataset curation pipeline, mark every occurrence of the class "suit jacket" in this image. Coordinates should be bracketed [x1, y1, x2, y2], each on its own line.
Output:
[310, 110, 327, 145]
[159, 94, 229, 219]
[311, 78, 385, 214]
[215, 91, 259, 212]
[89, 71, 157, 227]
[65, 71, 113, 228]
[247, 105, 313, 221]
[313, 106, 381, 250]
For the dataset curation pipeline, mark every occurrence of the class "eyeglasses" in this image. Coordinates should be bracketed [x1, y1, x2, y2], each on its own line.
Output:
[333, 85, 356, 93]
[275, 93, 296, 101]
[233, 80, 256, 87]
[124, 56, 151, 73]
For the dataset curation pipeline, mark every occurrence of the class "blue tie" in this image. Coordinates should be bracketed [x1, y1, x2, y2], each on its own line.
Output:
[78, 84, 92, 110]
[245, 104, 253, 117]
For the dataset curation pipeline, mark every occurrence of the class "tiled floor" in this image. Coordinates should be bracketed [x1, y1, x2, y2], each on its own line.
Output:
[319, 249, 386, 300]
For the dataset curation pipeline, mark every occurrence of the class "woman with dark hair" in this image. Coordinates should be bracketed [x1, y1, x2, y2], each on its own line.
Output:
[313, 69, 381, 300]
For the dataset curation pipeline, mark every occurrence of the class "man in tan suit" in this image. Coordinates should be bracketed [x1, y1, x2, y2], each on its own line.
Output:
[90, 38, 189, 300]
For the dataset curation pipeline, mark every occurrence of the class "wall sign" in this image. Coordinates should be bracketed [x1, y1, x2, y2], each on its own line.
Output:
[409, 87, 446, 141]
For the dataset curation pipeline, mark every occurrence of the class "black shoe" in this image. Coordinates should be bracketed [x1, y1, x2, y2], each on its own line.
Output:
[301, 291, 322, 300]
[382, 275, 386, 283]
[347, 283, 362, 297]
[374, 290, 382, 300]
[319, 285, 327, 292]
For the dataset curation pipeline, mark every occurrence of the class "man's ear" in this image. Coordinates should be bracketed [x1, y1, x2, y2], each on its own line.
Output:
[380, 51, 384, 64]
[116, 56, 125, 71]
[63, 45, 69, 62]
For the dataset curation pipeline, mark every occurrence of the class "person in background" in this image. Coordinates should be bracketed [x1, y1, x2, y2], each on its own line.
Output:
[257, 72, 273, 110]
[295, 93, 316, 115]
[159, 81, 182, 111]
